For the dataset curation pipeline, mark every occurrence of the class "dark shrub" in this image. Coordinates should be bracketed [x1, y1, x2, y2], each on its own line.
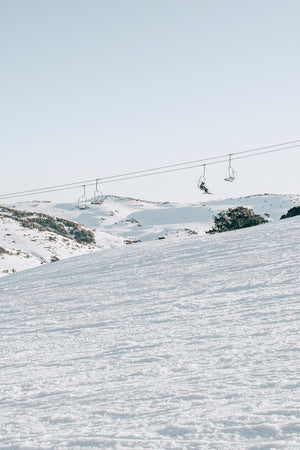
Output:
[207, 206, 268, 234]
[280, 206, 300, 220]
[74, 228, 95, 244]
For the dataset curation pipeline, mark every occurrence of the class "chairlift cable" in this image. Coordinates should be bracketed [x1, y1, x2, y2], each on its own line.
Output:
[0, 141, 299, 200]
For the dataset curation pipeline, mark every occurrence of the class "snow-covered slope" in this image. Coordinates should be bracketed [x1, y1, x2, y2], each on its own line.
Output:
[0, 217, 95, 275]
[0, 204, 124, 277]
[1, 194, 299, 277]
[0, 216, 299, 449]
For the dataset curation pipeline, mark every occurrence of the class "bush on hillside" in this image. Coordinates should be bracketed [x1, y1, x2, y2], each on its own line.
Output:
[280, 206, 300, 220]
[74, 228, 95, 244]
[206, 206, 268, 234]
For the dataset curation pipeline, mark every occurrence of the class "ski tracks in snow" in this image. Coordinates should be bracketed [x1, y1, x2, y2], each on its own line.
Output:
[0, 218, 299, 449]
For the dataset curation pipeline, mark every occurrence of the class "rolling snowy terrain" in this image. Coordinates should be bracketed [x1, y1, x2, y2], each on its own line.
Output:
[0, 204, 123, 277]
[0, 213, 299, 449]
[1, 193, 299, 276]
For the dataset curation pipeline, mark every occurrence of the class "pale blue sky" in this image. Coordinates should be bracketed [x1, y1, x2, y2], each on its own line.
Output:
[1, 0, 300, 203]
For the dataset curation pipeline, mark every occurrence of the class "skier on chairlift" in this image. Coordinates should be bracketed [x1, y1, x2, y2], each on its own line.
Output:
[197, 165, 211, 194]
[199, 181, 211, 194]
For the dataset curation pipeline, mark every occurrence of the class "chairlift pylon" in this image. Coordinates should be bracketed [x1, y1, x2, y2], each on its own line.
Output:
[224, 154, 237, 182]
[76, 185, 89, 210]
[91, 179, 104, 205]
[197, 164, 212, 194]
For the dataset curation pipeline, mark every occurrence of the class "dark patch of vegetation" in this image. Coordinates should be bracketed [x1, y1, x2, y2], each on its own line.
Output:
[185, 228, 198, 235]
[73, 229, 95, 244]
[56, 218, 95, 244]
[206, 206, 268, 234]
[280, 206, 300, 220]
[124, 238, 141, 244]
[0, 206, 95, 245]
[0, 246, 9, 255]
[125, 218, 140, 225]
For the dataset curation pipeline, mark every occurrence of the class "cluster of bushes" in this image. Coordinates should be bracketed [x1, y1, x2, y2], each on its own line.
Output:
[73, 228, 95, 244]
[0, 206, 95, 245]
[280, 206, 300, 220]
[207, 206, 268, 234]
[207, 204, 300, 234]
[56, 218, 95, 244]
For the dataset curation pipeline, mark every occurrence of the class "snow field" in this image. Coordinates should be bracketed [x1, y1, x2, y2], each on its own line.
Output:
[0, 217, 299, 448]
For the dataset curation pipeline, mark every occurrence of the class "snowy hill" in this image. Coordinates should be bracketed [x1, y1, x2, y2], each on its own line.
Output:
[0, 214, 299, 448]
[12, 193, 300, 240]
[1, 193, 299, 276]
[0, 204, 123, 276]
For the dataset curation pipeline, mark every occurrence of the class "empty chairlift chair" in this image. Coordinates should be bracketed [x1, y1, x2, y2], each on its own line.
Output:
[91, 179, 104, 205]
[224, 154, 237, 182]
[76, 185, 89, 210]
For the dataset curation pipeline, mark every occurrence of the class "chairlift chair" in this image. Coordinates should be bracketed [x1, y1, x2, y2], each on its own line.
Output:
[224, 154, 237, 182]
[76, 185, 89, 210]
[91, 179, 104, 205]
[197, 164, 212, 194]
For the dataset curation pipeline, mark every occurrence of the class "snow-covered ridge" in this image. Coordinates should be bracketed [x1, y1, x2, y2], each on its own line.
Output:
[0, 205, 122, 277]
[1, 214, 299, 448]
[1, 193, 299, 277]
[11, 193, 300, 236]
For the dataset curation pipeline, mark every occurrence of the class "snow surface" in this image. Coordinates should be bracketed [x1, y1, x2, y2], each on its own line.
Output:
[0, 215, 299, 449]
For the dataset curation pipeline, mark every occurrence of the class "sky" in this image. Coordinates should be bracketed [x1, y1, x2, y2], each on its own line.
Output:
[1, 0, 300, 204]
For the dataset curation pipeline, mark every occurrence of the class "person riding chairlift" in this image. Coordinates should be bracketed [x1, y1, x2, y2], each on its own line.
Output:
[199, 181, 211, 194]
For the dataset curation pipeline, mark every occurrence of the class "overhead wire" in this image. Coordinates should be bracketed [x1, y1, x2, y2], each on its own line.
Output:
[0, 140, 299, 200]
[2, 138, 299, 198]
